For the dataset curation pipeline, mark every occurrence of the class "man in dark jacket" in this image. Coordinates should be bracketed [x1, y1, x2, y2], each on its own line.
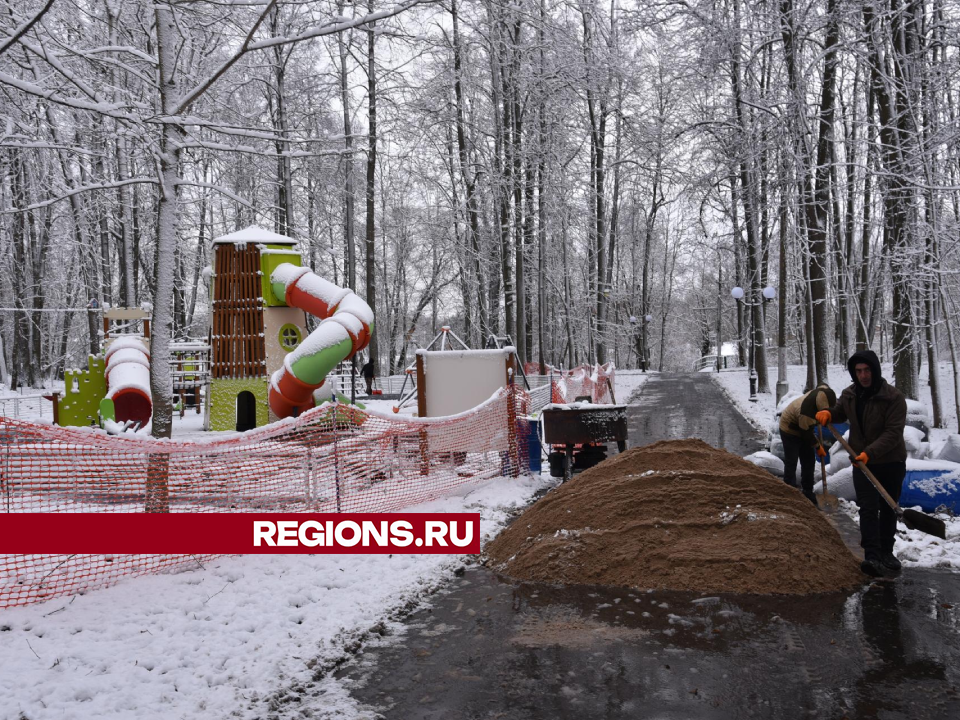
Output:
[816, 350, 907, 577]
[360, 358, 375, 395]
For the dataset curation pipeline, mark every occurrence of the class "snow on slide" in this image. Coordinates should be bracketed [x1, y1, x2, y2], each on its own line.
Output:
[104, 336, 152, 427]
[268, 263, 373, 418]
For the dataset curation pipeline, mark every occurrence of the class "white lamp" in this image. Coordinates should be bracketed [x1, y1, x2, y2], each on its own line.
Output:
[730, 286, 744, 300]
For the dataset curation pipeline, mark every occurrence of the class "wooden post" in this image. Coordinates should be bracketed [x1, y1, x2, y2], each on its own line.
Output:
[415, 351, 427, 417]
[416, 352, 428, 475]
[145, 453, 170, 513]
[43, 392, 60, 425]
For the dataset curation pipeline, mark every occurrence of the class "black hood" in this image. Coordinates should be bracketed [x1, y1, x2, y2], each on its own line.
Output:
[848, 349, 883, 395]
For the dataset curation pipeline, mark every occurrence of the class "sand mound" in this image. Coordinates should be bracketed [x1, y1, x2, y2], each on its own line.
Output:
[485, 439, 864, 595]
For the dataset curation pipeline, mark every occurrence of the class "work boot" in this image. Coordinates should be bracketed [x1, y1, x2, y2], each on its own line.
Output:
[860, 558, 886, 577]
[880, 552, 902, 573]
[803, 490, 819, 508]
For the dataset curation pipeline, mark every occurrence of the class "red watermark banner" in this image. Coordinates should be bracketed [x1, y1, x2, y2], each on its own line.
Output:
[0, 514, 482, 554]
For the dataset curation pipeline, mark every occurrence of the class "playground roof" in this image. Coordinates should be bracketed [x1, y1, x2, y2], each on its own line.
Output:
[212, 225, 297, 245]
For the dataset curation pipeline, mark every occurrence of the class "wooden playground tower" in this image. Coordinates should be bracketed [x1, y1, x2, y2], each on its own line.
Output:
[207, 225, 309, 431]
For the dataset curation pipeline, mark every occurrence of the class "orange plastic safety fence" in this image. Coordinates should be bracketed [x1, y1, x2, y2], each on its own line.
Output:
[0, 386, 532, 609]
[552, 363, 616, 404]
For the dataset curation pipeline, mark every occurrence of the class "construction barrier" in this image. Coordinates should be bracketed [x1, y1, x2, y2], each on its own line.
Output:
[0, 385, 532, 609]
[551, 363, 616, 404]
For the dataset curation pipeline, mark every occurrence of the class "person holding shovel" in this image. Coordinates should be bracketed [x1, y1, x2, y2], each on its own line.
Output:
[816, 349, 907, 578]
[778, 383, 836, 506]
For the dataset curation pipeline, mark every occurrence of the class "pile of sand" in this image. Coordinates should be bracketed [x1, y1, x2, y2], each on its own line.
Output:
[485, 439, 864, 595]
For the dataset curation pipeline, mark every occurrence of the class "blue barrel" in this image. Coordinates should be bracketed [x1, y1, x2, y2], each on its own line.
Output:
[525, 419, 542, 473]
[816, 422, 849, 464]
[899, 469, 960, 513]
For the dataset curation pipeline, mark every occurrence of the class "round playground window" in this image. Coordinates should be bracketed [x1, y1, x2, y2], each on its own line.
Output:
[279, 324, 302, 351]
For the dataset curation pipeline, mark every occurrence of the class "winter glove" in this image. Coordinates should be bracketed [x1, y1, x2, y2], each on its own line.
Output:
[855, 451, 869, 465]
[816, 445, 828, 459]
[815, 410, 832, 426]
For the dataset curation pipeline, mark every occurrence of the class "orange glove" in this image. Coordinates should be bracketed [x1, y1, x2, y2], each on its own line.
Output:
[855, 451, 869, 465]
[815, 410, 831, 426]
[816, 445, 827, 459]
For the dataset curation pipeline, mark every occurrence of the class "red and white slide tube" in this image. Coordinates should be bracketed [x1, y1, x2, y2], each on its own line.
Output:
[268, 264, 373, 418]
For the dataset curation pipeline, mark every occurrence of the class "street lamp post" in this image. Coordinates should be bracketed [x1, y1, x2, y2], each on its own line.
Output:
[643, 314, 652, 372]
[630, 314, 653, 372]
[731, 285, 775, 402]
[716, 263, 723, 373]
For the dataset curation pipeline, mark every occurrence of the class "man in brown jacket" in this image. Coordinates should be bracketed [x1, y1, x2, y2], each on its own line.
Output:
[778, 384, 836, 506]
[816, 349, 907, 577]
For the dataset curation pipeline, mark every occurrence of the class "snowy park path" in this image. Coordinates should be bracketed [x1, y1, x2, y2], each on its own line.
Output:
[625, 372, 767, 455]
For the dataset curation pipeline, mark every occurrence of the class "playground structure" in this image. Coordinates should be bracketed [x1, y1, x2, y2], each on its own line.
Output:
[207, 225, 372, 431]
[57, 307, 154, 431]
[392, 326, 532, 413]
[39, 225, 373, 432]
[170, 342, 210, 417]
[415, 346, 516, 418]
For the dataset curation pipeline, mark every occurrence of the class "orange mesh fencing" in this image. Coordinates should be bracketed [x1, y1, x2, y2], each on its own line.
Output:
[0, 386, 531, 609]
[551, 363, 616, 404]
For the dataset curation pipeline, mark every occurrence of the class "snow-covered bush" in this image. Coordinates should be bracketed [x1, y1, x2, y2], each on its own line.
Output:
[905, 399, 930, 441]
[935, 434, 960, 464]
[769, 435, 785, 462]
[903, 425, 925, 458]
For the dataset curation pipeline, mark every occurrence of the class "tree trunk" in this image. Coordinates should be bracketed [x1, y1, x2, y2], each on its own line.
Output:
[339, 0, 356, 290]
[365, 0, 378, 371]
[151, 2, 182, 438]
[451, 0, 487, 344]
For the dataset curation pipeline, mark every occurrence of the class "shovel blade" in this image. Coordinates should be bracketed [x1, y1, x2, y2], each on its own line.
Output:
[819, 491, 840, 511]
[901, 508, 947, 540]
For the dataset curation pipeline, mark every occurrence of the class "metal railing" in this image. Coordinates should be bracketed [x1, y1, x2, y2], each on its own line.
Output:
[328, 373, 409, 398]
[0, 393, 54, 421]
[695, 355, 742, 372]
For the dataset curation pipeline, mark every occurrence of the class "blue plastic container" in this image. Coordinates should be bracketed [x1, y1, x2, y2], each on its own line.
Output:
[899, 470, 960, 514]
[525, 419, 542, 473]
[815, 422, 849, 464]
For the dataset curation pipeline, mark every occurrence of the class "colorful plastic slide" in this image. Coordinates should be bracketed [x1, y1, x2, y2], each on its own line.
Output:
[268, 264, 373, 418]
[103, 336, 153, 428]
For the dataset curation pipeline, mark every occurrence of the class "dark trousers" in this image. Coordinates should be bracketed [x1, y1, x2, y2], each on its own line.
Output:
[364, 377, 373, 394]
[853, 462, 906, 560]
[780, 430, 815, 493]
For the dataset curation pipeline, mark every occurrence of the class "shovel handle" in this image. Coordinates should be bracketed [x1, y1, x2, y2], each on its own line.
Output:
[827, 424, 901, 514]
[816, 427, 828, 492]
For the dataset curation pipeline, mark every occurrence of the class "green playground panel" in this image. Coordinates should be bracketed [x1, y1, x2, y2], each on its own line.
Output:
[60, 355, 107, 427]
[209, 377, 270, 431]
[261, 244, 302, 307]
[99, 398, 116, 422]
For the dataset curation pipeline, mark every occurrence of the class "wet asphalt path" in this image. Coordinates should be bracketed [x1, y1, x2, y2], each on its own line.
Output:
[624, 373, 766, 454]
[336, 568, 959, 720]
[293, 374, 960, 720]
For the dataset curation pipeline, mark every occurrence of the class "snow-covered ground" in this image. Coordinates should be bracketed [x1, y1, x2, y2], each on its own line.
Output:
[0, 367, 648, 720]
[612, 368, 652, 404]
[711, 364, 960, 571]
[0, 473, 558, 720]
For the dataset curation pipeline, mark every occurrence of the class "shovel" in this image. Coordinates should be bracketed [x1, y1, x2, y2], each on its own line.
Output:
[815, 427, 839, 510]
[827, 424, 946, 539]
